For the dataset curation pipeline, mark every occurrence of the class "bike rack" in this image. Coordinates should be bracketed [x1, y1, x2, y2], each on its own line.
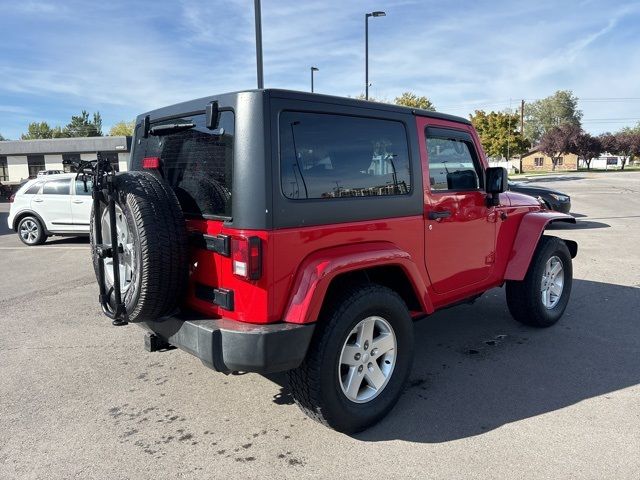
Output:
[71, 153, 128, 326]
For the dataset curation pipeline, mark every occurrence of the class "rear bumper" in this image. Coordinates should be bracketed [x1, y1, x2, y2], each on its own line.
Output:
[140, 312, 315, 374]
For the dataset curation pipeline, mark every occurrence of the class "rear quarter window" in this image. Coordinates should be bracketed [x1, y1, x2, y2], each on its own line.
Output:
[42, 179, 71, 195]
[23, 182, 43, 195]
[279, 112, 411, 199]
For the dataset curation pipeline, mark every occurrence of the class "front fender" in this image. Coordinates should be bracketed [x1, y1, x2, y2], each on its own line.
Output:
[504, 211, 577, 281]
[283, 242, 431, 324]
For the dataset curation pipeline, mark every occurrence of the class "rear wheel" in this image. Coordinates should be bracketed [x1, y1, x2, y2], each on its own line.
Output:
[506, 236, 572, 327]
[17, 216, 46, 246]
[288, 284, 414, 433]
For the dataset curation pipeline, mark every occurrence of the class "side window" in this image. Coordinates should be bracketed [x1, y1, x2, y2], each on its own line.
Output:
[42, 179, 71, 195]
[75, 179, 93, 196]
[425, 128, 483, 191]
[25, 182, 43, 195]
[279, 111, 411, 199]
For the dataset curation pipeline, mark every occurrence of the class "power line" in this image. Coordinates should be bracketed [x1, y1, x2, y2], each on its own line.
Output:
[438, 97, 640, 110]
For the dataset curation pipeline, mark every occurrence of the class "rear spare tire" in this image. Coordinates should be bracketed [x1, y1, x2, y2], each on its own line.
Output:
[90, 171, 188, 323]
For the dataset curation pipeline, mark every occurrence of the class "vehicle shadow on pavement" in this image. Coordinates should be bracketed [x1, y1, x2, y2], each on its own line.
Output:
[523, 176, 585, 184]
[267, 279, 639, 442]
[44, 236, 90, 245]
[0, 212, 11, 236]
[355, 279, 639, 442]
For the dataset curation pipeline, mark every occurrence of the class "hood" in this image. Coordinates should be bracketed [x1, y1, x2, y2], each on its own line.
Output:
[505, 191, 543, 207]
[508, 182, 565, 196]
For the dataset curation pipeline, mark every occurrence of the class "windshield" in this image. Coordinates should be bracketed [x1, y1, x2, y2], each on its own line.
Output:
[131, 111, 234, 219]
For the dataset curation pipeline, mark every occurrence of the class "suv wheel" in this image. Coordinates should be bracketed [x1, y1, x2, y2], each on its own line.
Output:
[506, 236, 572, 327]
[288, 284, 414, 433]
[18, 216, 46, 246]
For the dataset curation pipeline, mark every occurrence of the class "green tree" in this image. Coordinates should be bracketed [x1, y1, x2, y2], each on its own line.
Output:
[0, 133, 6, 141]
[63, 110, 103, 137]
[393, 92, 436, 111]
[21, 121, 57, 139]
[524, 90, 582, 144]
[109, 120, 135, 136]
[353, 93, 386, 103]
[470, 110, 529, 159]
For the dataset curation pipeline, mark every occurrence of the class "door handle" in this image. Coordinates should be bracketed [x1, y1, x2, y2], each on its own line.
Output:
[72, 200, 84, 204]
[428, 210, 451, 220]
[33, 198, 43, 203]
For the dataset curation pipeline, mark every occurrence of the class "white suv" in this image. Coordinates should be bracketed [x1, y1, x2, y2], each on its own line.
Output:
[7, 173, 92, 245]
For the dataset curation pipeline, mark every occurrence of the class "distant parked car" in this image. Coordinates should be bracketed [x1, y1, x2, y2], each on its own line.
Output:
[37, 170, 63, 176]
[508, 181, 571, 213]
[7, 173, 92, 245]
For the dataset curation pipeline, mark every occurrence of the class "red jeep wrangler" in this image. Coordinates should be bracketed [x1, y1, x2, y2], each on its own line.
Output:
[89, 89, 577, 433]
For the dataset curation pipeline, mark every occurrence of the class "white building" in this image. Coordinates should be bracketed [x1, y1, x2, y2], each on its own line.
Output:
[0, 136, 130, 184]
[578, 153, 629, 170]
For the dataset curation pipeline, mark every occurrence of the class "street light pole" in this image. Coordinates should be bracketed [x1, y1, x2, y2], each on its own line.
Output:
[310, 66, 319, 92]
[254, 0, 264, 89]
[365, 11, 386, 100]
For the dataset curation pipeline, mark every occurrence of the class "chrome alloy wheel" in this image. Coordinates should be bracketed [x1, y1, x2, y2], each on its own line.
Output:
[19, 219, 39, 244]
[338, 316, 397, 403]
[541, 255, 564, 309]
[101, 205, 136, 294]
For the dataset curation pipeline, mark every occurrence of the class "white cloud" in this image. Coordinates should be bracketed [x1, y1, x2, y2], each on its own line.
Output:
[0, 0, 639, 138]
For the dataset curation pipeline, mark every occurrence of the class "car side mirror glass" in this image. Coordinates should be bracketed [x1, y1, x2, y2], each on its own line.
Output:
[485, 167, 507, 194]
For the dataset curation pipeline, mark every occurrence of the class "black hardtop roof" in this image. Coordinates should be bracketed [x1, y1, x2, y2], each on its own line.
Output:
[138, 88, 471, 125]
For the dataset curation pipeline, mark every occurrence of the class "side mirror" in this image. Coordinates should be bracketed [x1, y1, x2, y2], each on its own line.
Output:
[485, 167, 507, 206]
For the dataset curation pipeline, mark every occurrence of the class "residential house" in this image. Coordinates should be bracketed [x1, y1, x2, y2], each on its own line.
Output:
[521, 148, 578, 172]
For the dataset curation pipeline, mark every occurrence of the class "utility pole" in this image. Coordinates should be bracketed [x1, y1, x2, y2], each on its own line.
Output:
[519, 99, 525, 173]
[254, 0, 264, 89]
[365, 11, 386, 100]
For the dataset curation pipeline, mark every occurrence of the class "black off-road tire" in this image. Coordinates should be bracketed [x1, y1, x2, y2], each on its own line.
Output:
[506, 236, 572, 328]
[17, 215, 46, 246]
[90, 171, 188, 323]
[288, 284, 414, 433]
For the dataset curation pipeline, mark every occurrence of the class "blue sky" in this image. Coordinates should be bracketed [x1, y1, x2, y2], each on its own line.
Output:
[1, 0, 639, 139]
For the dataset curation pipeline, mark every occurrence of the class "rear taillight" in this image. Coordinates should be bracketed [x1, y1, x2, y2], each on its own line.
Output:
[9, 194, 15, 203]
[231, 236, 262, 280]
[142, 156, 160, 169]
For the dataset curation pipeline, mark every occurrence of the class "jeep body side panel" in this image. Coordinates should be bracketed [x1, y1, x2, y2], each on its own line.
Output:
[282, 240, 433, 325]
[504, 211, 576, 281]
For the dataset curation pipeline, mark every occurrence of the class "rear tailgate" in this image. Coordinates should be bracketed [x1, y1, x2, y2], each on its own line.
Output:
[131, 110, 234, 315]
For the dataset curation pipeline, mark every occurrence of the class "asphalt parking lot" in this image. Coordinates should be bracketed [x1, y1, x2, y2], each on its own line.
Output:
[1, 171, 639, 479]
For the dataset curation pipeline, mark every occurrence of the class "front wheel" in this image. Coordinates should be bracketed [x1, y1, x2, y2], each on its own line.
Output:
[288, 284, 414, 433]
[506, 236, 573, 327]
[17, 216, 46, 246]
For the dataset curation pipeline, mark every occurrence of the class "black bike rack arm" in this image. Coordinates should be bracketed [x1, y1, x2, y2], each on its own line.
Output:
[84, 152, 129, 326]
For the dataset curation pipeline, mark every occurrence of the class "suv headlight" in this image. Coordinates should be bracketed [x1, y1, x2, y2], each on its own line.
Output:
[549, 193, 569, 201]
